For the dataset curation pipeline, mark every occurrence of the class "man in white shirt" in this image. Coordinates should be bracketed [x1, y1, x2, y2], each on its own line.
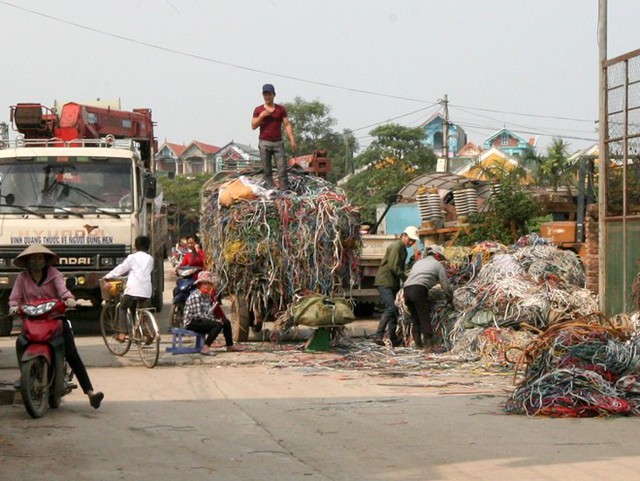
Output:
[104, 235, 154, 341]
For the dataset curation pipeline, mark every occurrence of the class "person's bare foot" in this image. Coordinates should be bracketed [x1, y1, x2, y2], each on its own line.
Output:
[200, 346, 216, 356]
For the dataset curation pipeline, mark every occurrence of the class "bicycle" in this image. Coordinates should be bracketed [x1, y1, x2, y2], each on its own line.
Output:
[99, 278, 161, 368]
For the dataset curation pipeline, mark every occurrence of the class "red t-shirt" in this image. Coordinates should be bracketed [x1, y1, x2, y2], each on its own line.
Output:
[253, 104, 288, 141]
[179, 250, 204, 269]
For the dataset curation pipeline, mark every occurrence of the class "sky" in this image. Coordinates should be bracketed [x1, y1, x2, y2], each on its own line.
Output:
[0, 0, 638, 156]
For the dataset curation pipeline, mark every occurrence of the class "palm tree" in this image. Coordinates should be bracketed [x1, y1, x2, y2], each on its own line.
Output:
[538, 138, 577, 193]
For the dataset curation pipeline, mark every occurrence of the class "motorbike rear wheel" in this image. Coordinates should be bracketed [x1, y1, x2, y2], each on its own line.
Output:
[21, 357, 50, 418]
[171, 303, 184, 328]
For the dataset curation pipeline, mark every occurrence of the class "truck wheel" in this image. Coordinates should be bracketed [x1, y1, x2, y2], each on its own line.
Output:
[0, 314, 13, 336]
[354, 301, 375, 317]
[230, 296, 250, 342]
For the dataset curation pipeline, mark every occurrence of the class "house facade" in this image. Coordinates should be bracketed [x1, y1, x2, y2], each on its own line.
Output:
[155, 142, 187, 177]
[180, 141, 220, 175]
[421, 113, 467, 158]
[214, 141, 261, 172]
[482, 128, 536, 157]
[155, 140, 220, 177]
[454, 147, 521, 180]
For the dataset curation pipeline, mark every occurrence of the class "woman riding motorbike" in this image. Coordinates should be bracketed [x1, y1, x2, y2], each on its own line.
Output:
[9, 244, 104, 409]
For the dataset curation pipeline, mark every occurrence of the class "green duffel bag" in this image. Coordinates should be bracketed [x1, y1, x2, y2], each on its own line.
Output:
[292, 294, 355, 327]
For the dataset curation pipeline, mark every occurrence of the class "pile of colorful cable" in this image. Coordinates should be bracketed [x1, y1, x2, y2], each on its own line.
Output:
[199, 172, 362, 331]
[504, 313, 640, 417]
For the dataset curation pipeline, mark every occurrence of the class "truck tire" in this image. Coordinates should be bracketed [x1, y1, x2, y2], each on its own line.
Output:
[354, 301, 375, 317]
[0, 314, 12, 337]
[230, 296, 250, 342]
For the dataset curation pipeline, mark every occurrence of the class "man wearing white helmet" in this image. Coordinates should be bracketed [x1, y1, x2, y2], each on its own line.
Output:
[373, 226, 419, 347]
[403, 244, 453, 355]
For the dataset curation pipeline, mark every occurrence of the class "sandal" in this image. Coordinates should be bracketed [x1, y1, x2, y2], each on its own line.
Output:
[200, 350, 216, 356]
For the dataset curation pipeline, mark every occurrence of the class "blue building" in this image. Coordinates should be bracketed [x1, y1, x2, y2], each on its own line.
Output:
[421, 113, 467, 158]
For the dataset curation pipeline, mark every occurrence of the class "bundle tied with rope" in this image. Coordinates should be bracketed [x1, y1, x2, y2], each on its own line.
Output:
[199, 172, 361, 333]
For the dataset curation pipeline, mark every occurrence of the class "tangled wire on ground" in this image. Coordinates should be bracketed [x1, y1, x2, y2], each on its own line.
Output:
[504, 313, 640, 417]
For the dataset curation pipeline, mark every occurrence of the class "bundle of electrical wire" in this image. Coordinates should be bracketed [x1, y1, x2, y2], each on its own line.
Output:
[504, 313, 640, 417]
[199, 171, 362, 331]
[451, 244, 596, 334]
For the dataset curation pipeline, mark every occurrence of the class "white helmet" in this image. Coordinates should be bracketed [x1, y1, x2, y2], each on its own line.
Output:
[403, 226, 419, 241]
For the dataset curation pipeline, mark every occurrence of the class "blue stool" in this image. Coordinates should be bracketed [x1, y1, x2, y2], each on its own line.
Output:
[166, 328, 206, 354]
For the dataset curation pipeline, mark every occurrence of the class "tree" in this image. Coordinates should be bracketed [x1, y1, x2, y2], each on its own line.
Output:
[158, 173, 209, 236]
[342, 123, 436, 222]
[457, 166, 540, 245]
[537, 138, 576, 192]
[283, 98, 358, 182]
[362, 124, 434, 171]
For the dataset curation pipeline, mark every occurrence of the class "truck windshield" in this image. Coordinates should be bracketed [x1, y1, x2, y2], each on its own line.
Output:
[0, 158, 134, 214]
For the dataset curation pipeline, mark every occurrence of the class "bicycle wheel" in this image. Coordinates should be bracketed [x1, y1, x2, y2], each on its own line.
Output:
[137, 310, 160, 368]
[100, 302, 131, 356]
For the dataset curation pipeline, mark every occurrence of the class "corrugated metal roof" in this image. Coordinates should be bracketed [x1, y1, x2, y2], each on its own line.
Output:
[397, 172, 491, 199]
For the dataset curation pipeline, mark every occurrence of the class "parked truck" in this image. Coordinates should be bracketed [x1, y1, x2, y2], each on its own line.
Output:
[0, 101, 166, 335]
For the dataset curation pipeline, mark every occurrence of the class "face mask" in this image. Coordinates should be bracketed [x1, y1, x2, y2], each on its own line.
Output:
[198, 284, 213, 295]
[27, 258, 46, 271]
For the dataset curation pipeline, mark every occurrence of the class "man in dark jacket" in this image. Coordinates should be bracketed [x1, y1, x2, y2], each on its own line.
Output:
[373, 226, 419, 346]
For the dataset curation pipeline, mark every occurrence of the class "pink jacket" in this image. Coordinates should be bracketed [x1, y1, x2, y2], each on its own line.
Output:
[9, 267, 74, 308]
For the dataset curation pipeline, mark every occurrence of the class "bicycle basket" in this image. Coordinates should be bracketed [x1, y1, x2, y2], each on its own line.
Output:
[99, 278, 124, 301]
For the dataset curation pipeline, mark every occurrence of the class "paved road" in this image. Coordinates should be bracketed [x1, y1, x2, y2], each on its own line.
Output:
[2, 263, 640, 480]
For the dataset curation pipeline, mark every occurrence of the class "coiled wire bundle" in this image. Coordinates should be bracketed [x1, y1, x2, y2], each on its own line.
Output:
[504, 314, 640, 417]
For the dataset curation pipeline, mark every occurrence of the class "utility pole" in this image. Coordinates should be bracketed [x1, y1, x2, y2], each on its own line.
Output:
[441, 94, 450, 172]
[597, 0, 607, 311]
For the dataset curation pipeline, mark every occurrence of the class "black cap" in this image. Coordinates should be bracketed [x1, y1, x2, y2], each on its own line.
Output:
[262, 83, 275, 94]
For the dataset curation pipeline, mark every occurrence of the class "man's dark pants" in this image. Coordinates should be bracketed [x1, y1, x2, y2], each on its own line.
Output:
[375, 285, 400, 345]
[259, 139, 289, 190]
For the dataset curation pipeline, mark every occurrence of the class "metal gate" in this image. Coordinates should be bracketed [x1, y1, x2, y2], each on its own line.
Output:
[603, 48, 640, 315]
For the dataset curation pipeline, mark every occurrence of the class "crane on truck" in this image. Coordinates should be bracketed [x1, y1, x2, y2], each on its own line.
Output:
[0, 101, 166, 336]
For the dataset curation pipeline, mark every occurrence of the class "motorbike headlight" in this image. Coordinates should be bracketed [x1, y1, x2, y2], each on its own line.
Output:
[21, 301, 57, 316]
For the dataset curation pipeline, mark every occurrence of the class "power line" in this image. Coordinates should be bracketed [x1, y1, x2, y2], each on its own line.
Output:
[0, 1, 437, 105]
[0, 0, 604, 147]
[0, 1, 603, 129]
[450, 103, 594, 124]
[351, 103, 440, 133]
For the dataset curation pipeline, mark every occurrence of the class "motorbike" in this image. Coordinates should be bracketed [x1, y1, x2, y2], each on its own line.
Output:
[171, 266, 202, 328]
[170, 245, 188, 268]
[15, 297, 77, 418]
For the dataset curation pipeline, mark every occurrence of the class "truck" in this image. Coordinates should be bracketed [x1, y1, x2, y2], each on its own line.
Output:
[0, 101, 166, 336]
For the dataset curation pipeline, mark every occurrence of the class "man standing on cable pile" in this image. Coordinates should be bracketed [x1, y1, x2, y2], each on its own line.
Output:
[373, 226, 420, 347]
[403, 244, 453, 355]
[251, 83, 297, 191]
